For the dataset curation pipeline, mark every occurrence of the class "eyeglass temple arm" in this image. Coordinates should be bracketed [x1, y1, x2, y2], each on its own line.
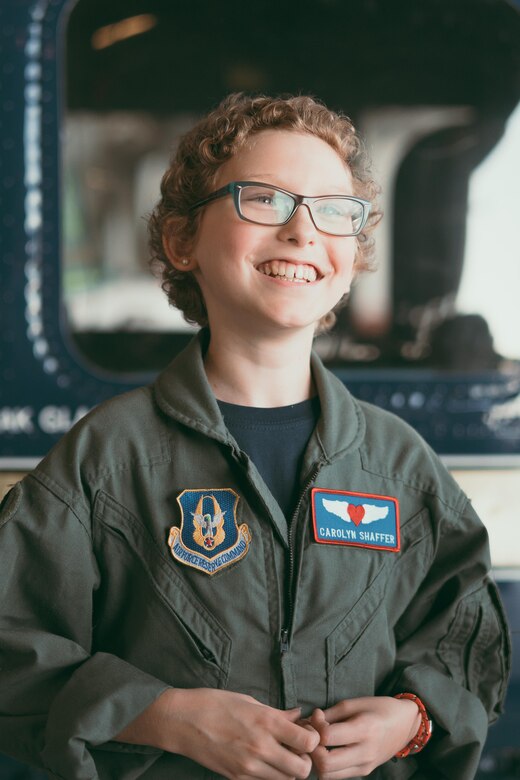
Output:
[190, 184, 233, 211]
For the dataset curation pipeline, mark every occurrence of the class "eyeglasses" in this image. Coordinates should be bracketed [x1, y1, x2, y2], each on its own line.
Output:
[190, 181, 371, 237]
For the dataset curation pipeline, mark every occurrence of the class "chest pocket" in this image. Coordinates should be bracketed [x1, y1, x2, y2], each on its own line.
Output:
[93, 491, 231, 689]
[325, 507, 433, 706]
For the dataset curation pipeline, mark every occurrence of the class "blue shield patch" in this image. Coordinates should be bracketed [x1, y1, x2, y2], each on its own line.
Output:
[312, 488, 400, 552]
[168, 489, 251, 575]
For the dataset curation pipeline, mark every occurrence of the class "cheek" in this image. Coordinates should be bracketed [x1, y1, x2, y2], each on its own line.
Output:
[335, 242, 357, 280]
[193, 225, 252, 268]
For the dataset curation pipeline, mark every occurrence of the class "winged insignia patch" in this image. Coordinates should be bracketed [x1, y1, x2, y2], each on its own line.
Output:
[312, 488, 400, 552]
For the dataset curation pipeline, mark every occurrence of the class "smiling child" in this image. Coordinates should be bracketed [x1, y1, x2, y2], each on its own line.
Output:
[0, 93, 510, 780]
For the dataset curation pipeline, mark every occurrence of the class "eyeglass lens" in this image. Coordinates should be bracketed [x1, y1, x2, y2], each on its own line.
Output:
[237, 184, 364, 236]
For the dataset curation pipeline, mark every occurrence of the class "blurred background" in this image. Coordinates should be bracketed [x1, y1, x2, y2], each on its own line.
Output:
[1, 0, 519, 776]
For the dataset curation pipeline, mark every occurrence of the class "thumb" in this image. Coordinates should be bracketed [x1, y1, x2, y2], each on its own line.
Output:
[310, 708, 327, 725]
[309, 708, 329, 741]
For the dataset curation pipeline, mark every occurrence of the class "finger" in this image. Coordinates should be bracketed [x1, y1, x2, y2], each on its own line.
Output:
[310, 708, 327, 726]
[278, 718, 320, 754]
[239, 756, 301, 780]
[308, 707, 358, 750]
[320, 698, 362, 724]
[261, 742, 314, 779]
[307, 709, 329, 745]
[317, 719, 358, 748]
[317, 765, 368, 780]
[280, 706, 304, 722]
[295, 719, 321, 740]
[312, 744, 366, 779]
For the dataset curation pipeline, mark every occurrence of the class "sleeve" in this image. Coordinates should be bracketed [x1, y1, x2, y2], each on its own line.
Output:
[0, 476, 170, 780]
[383, 498, 511, 780]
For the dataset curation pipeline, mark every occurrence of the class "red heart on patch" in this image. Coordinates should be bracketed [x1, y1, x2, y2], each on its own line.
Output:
[348, 504, 365, 526]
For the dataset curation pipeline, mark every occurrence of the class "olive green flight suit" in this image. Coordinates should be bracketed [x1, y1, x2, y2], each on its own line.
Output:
[0, 332, 510, 779]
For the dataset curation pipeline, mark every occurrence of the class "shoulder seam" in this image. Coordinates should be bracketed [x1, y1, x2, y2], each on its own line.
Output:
[29, 472, 92, 537]
[359, 462, 468, 516]
[82, 438, 171, 483]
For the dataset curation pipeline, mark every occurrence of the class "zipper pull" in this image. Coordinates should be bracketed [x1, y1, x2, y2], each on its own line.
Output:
[280, 628, 289, 654]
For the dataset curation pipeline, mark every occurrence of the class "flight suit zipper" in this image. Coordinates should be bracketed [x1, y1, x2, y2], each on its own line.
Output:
[280, 461, 324, 657]
[231, 443, 325, 692]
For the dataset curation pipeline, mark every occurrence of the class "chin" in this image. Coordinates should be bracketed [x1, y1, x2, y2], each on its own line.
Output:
[270, 316, 320, 333]
[253, 303, 327, 335]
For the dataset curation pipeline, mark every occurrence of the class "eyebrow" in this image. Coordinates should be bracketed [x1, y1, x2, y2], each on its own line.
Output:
[242, 175, 353, 194]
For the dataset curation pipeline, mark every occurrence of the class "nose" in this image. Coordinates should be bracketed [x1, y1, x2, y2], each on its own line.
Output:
[276, 203, 318, 244]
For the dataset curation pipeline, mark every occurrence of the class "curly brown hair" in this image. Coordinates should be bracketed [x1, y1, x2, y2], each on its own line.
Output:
[148, 92, 381, 330]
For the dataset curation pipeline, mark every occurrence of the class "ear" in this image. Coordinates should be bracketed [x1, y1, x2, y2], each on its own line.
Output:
[162, 229, 196, 271]
[162, 231, 182, 267]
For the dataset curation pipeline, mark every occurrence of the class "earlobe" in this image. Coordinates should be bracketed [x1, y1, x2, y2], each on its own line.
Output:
[162, 233, 193, 271]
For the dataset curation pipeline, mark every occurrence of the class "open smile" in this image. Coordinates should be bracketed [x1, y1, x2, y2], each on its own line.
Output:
[256, 260, 321, 283]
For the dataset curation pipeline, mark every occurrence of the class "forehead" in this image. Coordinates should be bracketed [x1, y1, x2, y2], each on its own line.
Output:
[215, 129, 353, 192]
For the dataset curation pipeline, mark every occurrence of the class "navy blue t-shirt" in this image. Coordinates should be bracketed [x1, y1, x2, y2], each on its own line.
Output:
[218, 397, 320, 521]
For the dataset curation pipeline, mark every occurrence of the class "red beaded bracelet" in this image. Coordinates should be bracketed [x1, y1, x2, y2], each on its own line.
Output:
[393, 693, 433, 758]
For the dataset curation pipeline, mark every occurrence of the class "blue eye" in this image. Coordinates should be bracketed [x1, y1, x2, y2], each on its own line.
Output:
[317, 203, 344, 217]
[242, 189, 278, 207]
[315, 200, 350, 221]
[255, 194, 275, 206]
[241, 187, 294, 222]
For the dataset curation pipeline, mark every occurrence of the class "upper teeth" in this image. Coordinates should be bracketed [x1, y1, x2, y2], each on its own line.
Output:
[257, 261, 318, 282]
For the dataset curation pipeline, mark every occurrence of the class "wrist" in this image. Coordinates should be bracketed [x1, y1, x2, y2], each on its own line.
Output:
[114, 687, 177, 750]
[396, 697, 422, 742]
[156, 687, 191, 753]
[393, 693, 433, 758]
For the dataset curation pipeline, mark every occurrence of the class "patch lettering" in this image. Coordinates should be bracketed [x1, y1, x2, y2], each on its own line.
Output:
[312, 488, 400, 552]
[168, 488, 251, 575]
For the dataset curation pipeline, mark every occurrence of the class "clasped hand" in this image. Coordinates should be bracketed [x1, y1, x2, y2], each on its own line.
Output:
[117, 689, 420, 780]
[306, 696, 421, 779]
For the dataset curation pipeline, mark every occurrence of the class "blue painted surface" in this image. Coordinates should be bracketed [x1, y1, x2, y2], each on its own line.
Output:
[1, 0, 520, 465]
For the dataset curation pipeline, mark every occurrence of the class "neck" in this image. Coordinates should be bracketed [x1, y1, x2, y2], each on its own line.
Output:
[203, 326, 316, 407]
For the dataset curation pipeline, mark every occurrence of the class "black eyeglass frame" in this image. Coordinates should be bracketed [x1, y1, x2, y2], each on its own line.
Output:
[189, 180, 371, 237]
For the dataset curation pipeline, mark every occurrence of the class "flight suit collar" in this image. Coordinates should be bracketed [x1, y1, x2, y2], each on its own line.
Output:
[309, 350, 366, 463]
[153, 330, 365, 463]
[153, 329, 231, 445]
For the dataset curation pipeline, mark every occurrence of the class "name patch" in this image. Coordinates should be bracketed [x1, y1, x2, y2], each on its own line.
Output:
[311, 488, 400, 552]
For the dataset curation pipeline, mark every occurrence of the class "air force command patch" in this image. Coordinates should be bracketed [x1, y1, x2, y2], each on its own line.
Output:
[311, 488, 400, 552]
[168, 489, 251, 575]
